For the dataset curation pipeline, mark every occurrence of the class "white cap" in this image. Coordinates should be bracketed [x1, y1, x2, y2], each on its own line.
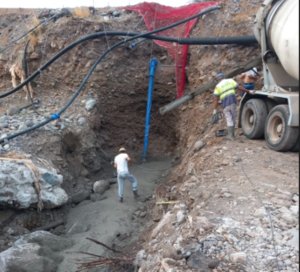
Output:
[119, 147, 126, 152]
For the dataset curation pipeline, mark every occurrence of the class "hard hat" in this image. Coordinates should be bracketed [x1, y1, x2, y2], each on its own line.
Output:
[216, 72, 225, 80]
[119, 147, 126, 152]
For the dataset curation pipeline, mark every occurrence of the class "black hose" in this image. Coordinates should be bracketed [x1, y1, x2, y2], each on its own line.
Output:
[178, 35, 257, 45]
[0, 119, 50, 144]
[22, 39, 35, 104]
[23, 40, 30, 78]
[1, 6, 223, 99]
[0, 5, 223, 144]
[0, 32, 257, 99]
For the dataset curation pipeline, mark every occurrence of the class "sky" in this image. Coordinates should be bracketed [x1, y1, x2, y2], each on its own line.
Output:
[0, 0, 191, 9]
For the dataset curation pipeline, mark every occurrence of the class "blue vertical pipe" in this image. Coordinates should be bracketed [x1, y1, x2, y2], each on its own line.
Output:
[142, 57, 158, 161]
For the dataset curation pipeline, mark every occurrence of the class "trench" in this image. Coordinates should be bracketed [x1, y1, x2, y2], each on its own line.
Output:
[0, 71, 179, 271]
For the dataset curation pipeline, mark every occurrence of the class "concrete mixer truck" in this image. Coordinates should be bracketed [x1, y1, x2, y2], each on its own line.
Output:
[238, 0, 299, 151]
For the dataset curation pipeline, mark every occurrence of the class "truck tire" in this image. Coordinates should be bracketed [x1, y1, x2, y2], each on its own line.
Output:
[264, 105, 299, 151]
[241, 99, 268, 139]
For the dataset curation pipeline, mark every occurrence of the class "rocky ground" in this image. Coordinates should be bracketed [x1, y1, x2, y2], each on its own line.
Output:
[0, 1, 298, 272]
[136, 126, 299, 271]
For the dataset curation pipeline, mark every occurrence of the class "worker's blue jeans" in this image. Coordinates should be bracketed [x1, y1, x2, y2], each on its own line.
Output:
[117, 171, 138, 198]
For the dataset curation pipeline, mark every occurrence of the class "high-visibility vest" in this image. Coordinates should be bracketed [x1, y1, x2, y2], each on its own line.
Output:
[214, 79, 237, 100]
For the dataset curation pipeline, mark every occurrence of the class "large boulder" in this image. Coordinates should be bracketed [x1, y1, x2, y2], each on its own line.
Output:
[0, 231, 74, 272]
[0, 153, 68, 209]
[93, 179, 110, 194]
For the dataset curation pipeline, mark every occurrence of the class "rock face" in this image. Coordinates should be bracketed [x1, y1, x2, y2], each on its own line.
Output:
[0, 231, 73, 272]
[0, 154, 68, 209]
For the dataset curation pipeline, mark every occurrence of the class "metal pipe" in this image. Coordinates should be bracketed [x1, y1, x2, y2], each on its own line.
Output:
[159, 58, 262, 115]
[142, 58, 158, 161]
[159, 95, 193, 115]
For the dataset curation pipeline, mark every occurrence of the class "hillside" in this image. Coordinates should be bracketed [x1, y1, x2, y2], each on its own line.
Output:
[0, 1, 298, 272]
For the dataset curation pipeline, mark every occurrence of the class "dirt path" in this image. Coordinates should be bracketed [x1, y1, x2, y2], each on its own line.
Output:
[57, 159, 171, 272]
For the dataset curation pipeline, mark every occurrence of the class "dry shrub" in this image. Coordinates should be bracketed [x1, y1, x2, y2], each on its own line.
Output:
[28, 16, 45, 49]
[229, 13, 253, 23]
[28, 32, 39, 49]
[72, 7, 91, 18]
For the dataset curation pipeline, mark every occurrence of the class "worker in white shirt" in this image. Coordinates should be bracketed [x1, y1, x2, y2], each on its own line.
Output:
[114, 147, 139, 203]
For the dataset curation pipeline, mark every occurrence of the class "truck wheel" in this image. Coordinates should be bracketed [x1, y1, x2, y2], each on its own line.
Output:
[264, 105, 299, 151]
[241, 99, 268, 139]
